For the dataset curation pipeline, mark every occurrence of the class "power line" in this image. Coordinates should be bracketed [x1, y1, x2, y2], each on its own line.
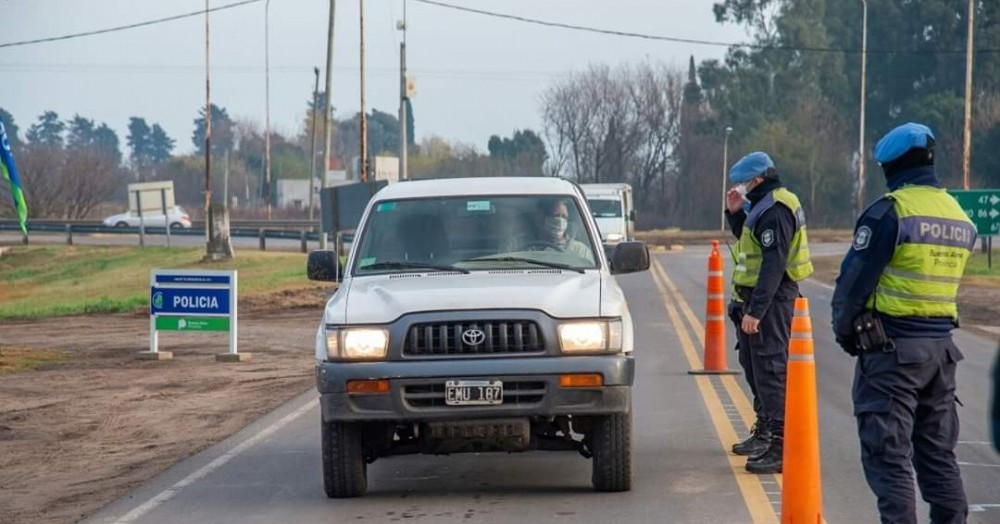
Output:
[0, 0, 264, 50]
[413, 0, 999, 55]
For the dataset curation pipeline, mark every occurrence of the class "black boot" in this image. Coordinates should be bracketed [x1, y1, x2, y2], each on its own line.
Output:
[732, 424, 771, 456]
[745, 436, 782, 474]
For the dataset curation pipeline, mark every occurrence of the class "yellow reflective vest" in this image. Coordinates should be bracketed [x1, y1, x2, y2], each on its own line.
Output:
[866, 186, 977, 319]
[732, 187, 813, 296]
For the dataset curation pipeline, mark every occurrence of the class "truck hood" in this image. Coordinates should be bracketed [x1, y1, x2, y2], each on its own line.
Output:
[335, 271, 603, 324]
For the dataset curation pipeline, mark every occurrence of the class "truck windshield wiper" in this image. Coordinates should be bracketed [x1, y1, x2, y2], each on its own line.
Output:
[462, 256, 586, 274]
[361, 260, 470, 274]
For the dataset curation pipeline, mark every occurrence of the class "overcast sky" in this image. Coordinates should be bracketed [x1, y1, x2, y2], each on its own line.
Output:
[1, 0, 747, 155]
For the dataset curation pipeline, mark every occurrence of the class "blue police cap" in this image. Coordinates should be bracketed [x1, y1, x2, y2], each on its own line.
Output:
[729, 151, 774, 184]
[874, 122, 935, 164]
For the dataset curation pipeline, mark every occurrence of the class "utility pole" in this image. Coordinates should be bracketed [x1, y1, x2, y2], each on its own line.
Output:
[398, 0, 408, 181]
[359, 0, 369, 182]
[962, 0, 975, 190]
[204, 0, 213, 247]
[857, 0, 868, 215]
[309, 66, 320, 222]
[264, 0, 273, 219]
[720, 126, 732, 232]
[319, 0, 336, 249]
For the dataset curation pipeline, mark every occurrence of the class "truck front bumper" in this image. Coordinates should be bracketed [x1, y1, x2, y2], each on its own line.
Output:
[316, 355, 634, 422]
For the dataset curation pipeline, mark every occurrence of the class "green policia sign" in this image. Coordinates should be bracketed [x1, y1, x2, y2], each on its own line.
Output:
[155, 316, 230, 332]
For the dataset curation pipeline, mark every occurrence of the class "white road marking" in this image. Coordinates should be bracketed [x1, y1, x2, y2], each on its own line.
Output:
[112, 398, 318, 523]
[970, 504, 1000, 512]
[958, 440, 994, 445]
[957, 461, 1000, 468]
[805, 278, 834, 291]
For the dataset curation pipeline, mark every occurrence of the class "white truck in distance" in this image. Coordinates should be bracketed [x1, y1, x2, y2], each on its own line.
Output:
[306, 176, 650, 497]
[581, 183, 635, 245]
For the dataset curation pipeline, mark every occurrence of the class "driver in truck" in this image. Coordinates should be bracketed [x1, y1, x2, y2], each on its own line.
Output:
[528, 198, 593, 261]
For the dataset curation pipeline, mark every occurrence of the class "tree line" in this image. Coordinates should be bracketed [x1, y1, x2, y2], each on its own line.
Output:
[540, 0, 1000, 229]
[0, 96, 548, 220]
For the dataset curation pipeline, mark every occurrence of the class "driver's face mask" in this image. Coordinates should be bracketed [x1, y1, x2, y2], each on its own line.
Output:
[544, 216, 568, 238]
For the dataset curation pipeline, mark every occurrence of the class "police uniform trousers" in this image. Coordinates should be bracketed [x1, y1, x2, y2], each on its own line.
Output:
[733, 296, 794, 437]
[853, 337, 967, 524]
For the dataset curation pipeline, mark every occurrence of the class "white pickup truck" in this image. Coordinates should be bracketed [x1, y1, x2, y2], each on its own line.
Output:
[307, 177, 649, 497]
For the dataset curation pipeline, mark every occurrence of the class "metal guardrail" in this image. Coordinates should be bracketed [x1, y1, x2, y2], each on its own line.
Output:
[0, 218, 318, 230]
[0, 220, 353, 252]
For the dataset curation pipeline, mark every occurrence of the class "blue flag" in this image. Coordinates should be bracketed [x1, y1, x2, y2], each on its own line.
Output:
[0, 119, 27, 234]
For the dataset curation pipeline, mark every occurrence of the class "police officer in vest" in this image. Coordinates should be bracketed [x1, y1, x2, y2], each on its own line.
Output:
[725, 151, 814, 474]
[832, 122, 976, 524]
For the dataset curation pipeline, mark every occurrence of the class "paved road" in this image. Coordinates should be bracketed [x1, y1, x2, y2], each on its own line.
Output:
[80, 244, 999, 524]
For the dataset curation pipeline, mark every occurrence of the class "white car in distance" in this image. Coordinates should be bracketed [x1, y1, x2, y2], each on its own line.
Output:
[102, 206, 192, 229]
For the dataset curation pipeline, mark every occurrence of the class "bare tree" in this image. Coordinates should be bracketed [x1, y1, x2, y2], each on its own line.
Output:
[540, 62, 685, 221]
[60, 149, 122, 219]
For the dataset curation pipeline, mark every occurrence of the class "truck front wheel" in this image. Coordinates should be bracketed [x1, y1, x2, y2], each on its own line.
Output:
[321, 418, 367, 498]
[590, 411, 633, 492]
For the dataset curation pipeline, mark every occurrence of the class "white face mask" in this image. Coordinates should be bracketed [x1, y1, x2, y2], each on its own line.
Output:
[544, 216, 568, 238]
[734, 182, 750, 197]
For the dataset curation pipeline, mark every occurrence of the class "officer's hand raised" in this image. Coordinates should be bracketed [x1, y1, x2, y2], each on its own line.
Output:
[726, 188, 745, 214]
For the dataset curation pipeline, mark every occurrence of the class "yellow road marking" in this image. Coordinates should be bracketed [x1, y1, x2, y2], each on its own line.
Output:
[652, 257, 831, 523]
[649, 262, 778, 524]
[652, 260, 757, 429]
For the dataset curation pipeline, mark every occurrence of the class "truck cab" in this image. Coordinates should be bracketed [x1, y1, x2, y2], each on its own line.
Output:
[581, 183, 635, 245]
[307, 177, 649, 497]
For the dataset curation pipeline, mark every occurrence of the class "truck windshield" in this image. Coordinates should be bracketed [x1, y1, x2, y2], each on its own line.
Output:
[352, 195, 599, 275]
[587, 199, 622, 218]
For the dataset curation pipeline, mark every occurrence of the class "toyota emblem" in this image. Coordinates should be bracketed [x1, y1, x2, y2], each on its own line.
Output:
[462, 327, 486, 346]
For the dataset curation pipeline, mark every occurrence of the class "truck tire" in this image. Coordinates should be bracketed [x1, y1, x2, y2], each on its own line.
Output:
[591, 411, 633, 492]
[321, 418, 367, 498]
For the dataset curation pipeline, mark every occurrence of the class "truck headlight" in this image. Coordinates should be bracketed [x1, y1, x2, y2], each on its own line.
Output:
[558, 320, 622, 353]
[606, 233, 623, 243]
[325, 327, 389, 360]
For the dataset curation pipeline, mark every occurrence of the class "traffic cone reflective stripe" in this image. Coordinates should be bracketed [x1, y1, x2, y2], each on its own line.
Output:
[689, 240, 740, 376]
[781, 297, 823, 523]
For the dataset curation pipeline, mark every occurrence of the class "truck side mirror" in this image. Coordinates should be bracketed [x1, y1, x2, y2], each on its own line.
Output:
[610, 242, 649, 275]
[628, 209, 636, 222]
[307, 250, 342, 282]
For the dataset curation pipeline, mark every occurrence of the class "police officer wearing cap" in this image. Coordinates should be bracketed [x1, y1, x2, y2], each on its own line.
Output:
[725, 151, 814, 474]
[832, 122, 977, 524]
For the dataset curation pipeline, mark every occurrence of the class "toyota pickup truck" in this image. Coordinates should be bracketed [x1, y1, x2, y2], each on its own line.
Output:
[306, 176, 649, 497]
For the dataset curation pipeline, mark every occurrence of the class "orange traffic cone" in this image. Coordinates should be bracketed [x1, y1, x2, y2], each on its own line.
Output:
[781, 297, 823, 524]
[689, 240, 740, 375]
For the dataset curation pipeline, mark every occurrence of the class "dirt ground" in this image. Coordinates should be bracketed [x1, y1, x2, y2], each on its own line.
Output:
[0, 288, 331, 524]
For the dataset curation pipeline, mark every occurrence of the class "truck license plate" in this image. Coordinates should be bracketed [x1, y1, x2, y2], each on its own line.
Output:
[445, 380, 503, 406]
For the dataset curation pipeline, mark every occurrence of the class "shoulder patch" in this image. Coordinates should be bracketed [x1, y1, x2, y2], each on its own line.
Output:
[761, 229, 775, 247]
[795, 207, 806, 227]
[853, 226, 872, 251]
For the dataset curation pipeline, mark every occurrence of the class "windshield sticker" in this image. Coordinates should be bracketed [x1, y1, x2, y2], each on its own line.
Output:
[359, 257, 376, 267]
[376, 202, 396, 212]
[466, 201, 491, 212]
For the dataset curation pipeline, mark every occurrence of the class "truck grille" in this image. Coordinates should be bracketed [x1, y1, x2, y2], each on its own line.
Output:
[403, 381, 546, 408]
[402, 320, 544, 356]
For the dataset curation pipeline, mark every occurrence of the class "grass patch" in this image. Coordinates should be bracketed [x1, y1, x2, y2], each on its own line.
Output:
[0, 348, 68, 374]
[0, 246, 326, 319]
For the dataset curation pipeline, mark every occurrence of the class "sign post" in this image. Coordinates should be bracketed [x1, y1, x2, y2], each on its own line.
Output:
[139, 269, 246, 362]
[949, 189, 999, 268]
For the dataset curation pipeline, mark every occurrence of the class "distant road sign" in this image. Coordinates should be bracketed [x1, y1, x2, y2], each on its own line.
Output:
[948, 189, 1000, 236]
